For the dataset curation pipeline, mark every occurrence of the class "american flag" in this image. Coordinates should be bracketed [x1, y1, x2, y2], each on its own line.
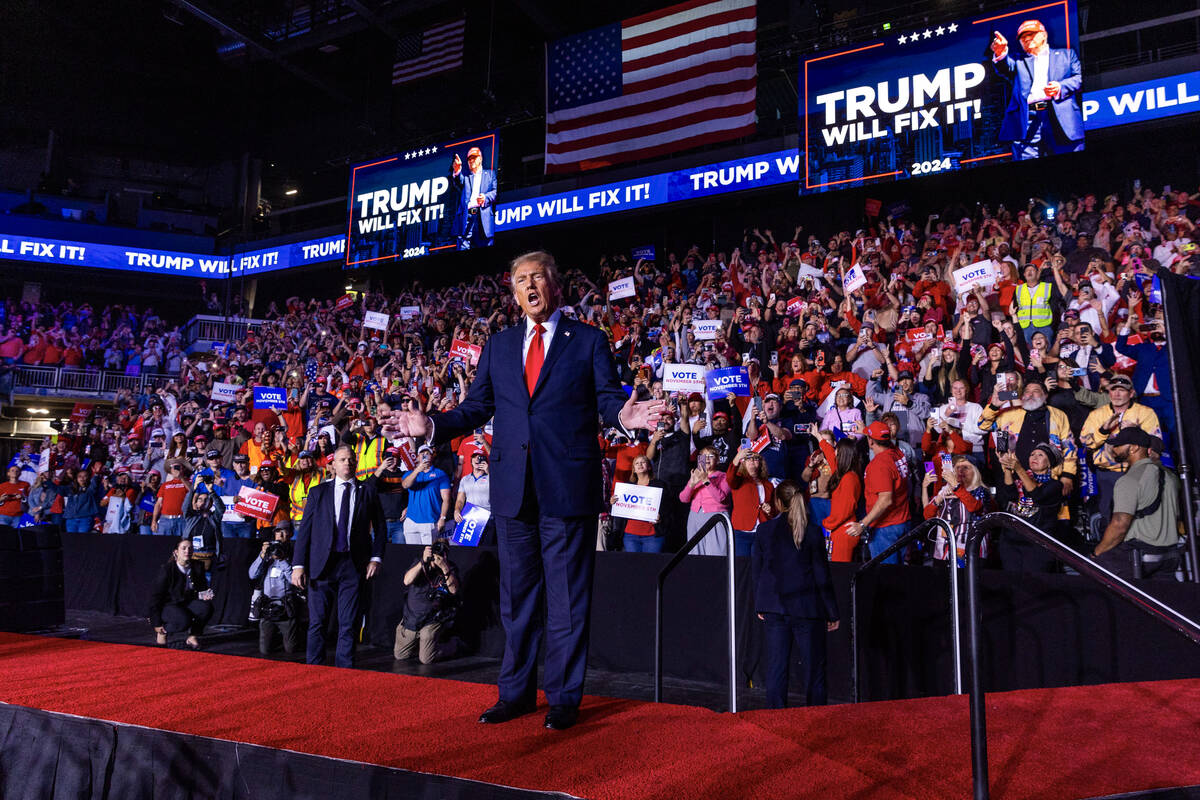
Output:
[545, 0, 756, 174]
[391, 17, 466, 86]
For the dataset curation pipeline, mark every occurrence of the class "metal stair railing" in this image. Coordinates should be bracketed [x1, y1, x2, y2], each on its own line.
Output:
[653, 512, 737, 711]
[850, 517, 963, 703]
[963, 512, 1200, 800]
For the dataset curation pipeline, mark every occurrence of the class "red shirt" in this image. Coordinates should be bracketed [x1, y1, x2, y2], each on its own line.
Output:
[0, 481, 30, 517]
[156, 479, 190, 516]
[455, 434, 493, 478]
[864, 447, 911, 528]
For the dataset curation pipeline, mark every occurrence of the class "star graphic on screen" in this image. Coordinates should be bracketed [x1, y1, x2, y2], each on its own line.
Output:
[948, 22, 959, 33]
[404, 153, 410, 160]
[431, 146, 437, 153]
[898, 34, 908, 44]
[935, 25, 945, 35]
[923, 28, 933, 39]
[911, 32, 921, 42]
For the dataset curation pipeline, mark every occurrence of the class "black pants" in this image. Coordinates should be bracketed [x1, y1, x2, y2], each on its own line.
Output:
[161, 600, 213, 636]
[1095, 541, 1180, 581]
[260, 617, 301, 655]
[762, 613, 827, 709]
[306, 553, 363, 668]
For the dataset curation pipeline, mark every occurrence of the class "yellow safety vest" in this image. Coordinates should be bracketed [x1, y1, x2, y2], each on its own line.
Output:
[1015, 282, 1053, 328]
[354, 435, 386, 480]
[289, 470, 326, 522]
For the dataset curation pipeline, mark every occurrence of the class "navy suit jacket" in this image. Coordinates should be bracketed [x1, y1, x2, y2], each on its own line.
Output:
[432, 315, 629, 518]
[751, 515, 839, 621]
[450, 169, 497, 238]
[991, 47, 1083, 142]
[294, 478, 386, 579]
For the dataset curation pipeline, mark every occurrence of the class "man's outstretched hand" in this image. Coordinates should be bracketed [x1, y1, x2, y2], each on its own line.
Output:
[381, 409, 431, 440]
[618, 392, 667, 432]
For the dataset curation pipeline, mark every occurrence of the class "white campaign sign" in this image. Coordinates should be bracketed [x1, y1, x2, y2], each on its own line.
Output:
[692, 319, 722, 341]
[362, 311, 390, 331]
[399, 305, 421, 320]
[662, 363, 708, 393]
[953, 260, 998, 294]
[843, 264, 867, 293]
[210, 382, 240, 403]
[608, 276, 636, 301]
[610, 482, 663, 523]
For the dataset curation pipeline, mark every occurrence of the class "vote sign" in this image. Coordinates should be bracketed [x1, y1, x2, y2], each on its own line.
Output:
[210, 381, 240, 403]
[362, 311, 390, 331]
[451, 502, 491, 546]
[953, 260, 997, 294]
[749, 430, 771, 453]
[608, 276, 636, 301]
[706, 366, 751, 399]
[904, 326, 945, 346]
[692, 319, 722, 340]
[233, 486, 280, 522]
[662, 363, 707, 393]
[786, 297, 805, 317]
[843, 264, 867, 293]
[449, 338, 482, 365]
[610, 482, 663, 524]
[253, 386, 287, 410]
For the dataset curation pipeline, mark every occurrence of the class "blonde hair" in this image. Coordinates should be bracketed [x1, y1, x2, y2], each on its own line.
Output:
[773, 480, 809, 548]
[951, 455, 984, 491]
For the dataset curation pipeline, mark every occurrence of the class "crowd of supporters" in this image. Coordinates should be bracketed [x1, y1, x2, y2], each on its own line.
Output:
[2, 180, 1196, 578]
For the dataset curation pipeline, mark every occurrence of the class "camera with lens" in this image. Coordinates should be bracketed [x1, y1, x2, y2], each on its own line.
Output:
[427, 539, 450, 563]
[265, 540, 292, 561]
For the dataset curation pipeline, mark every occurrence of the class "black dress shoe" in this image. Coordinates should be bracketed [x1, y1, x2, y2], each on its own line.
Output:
[478, 699, 536, 724]
[544, 705, 579, 731]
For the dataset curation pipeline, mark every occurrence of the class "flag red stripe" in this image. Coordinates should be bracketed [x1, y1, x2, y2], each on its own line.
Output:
[622, 0, 751, 29]
[547, 97, 755, 153]
[621, 6, 755, 52]
[622, 52, 755, 95]
[545, 122, 756, 174]
[622, 28, 755, 72]
[547, 76, 756, 134]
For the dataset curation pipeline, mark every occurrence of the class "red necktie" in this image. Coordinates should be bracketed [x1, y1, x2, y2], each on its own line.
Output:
[525, 323, 545, 396]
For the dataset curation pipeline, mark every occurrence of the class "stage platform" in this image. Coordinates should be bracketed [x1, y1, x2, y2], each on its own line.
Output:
[2, 633, 1200, 800]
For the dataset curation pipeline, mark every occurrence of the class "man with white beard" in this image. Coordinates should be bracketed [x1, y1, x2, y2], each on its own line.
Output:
[979, 377, 1079, 497]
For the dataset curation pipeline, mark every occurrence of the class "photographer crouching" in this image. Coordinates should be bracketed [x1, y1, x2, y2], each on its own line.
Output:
[248, 527, 303, 655]
[395, 539, 463, 664]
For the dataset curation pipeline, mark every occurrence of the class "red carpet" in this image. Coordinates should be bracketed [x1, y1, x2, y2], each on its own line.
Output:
[1, 632, 1199, 799]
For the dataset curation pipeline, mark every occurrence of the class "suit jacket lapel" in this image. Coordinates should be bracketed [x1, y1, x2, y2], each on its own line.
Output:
[532, 315, 574, 398]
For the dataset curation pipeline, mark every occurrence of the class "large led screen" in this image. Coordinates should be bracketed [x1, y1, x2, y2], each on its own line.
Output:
[800, 1, 1082, 194]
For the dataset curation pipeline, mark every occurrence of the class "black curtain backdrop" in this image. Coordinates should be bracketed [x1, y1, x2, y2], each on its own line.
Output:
[1158, 267, 1200, 481]
[0, 705, 555, 800]
[59, 533, 1200, 703]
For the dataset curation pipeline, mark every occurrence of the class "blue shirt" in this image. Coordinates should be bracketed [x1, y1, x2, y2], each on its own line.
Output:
[405, 467, 450, 524]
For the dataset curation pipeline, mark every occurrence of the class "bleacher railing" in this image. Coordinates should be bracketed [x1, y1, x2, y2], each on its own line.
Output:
[181, 315, 264, 347]
[11, 366, 177, 398]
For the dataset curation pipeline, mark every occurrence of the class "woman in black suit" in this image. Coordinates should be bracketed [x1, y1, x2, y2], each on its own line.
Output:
[751, 480, 840, 708]
[149, 538, 214, 649]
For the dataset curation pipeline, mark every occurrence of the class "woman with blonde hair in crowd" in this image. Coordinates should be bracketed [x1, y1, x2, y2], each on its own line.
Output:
[751, 480, 839, 708]
[921, 454, 991, 567]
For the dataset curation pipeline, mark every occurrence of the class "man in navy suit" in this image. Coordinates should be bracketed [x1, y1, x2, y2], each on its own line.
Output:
[450, 147, 496, 250]
[387, 251, 663, 729]
[291, 445, 386, 668]
[989, 19, 1083, 160]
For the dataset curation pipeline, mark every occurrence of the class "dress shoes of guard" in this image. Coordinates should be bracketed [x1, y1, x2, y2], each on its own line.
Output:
[478, 699, 536, 724]
[543, 705, 579, 731]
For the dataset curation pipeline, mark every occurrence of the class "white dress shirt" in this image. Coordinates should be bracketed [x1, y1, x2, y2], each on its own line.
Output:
[470, 169, 482, 203]
[523, 309, 561, 366]
[1027, 49, 1050, 104]
[334, 479, 357, 528]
